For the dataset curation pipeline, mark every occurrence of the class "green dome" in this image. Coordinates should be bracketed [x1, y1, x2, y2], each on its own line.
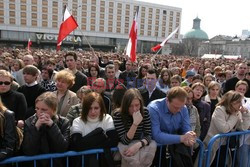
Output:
[184, 29, 209, 40]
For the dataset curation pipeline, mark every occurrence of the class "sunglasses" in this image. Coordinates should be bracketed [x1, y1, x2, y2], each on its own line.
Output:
[0, 81, 11, 85]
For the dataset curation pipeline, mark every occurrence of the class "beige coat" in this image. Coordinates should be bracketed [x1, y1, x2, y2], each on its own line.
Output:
[202, 105, 250, 166]
[53, 90, 79, 117]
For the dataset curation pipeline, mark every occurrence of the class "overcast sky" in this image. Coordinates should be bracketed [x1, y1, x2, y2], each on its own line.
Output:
[137, 0, 250, 39]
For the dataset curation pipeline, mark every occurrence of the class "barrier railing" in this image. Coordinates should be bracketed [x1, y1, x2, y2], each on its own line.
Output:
[0, 139, 204, 167]
[204, 130, 250, 167]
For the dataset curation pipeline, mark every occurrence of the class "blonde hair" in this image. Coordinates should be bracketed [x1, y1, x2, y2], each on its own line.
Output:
[0, 99, 7, 138]
[0, 70, 13, 82]
[55, 69, 75, 88]
[216, 91, 242, 114]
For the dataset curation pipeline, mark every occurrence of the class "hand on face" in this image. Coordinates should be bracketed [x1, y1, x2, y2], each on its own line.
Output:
[132, 111, 143, 126]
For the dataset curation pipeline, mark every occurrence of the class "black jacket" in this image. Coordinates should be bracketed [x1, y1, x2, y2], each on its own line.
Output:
[22, 115, 70, 167]
[0, 90, 27, 121]
[0, 110, 16, 161]
[139, 87, 166, 106]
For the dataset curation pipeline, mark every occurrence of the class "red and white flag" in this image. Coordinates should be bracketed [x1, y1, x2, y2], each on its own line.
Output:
[27, 38, 32, 51]
[57, 6, 78, 51]
[151, 26, 179, 52]
[126, 6, 139, 62]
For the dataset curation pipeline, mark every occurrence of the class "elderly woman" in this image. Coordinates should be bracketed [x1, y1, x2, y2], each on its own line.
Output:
[0, 99, 16, 161]
[113, 88, 156, 167]
[53, 69, 79, 117]
[22, 92, 70, 166]
[70, 92, 118, 166]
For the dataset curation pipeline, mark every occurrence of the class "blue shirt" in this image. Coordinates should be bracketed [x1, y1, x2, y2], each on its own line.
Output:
[148, 98, 191, 145]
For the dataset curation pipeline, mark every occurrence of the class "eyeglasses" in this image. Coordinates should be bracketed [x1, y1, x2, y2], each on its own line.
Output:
[0, 81, 11, 85]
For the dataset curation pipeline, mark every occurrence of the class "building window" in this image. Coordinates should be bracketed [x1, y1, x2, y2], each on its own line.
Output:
[108, 20, 113, 25]
[90, 25, 95, 31]
[91, 19, 95, 24]
[101, 1, 105, 6]
[117, 22, 121, 27]
[82, 5, 87, 10]
[163, 10, 166, 15]
[109, 2, 114, 7]
[42, 1, 48, 6]
[126, 4, 130, 10]
[0, 17, 4, 23]
[100, 13, 104, 19]
[9, 11, 15, 17]
[108, 27, 112, 32]
[117, 15, 121, 20]
[140, 30, 144, 35]
[177, 12, 180, 17]
[148, 20, 152, 24]
[91, 0, 96, 5]
[100, 26, 104, 32]
[99, 19, 104, 25]
[148, 31, 151, 36]
[52, 22, 57, 28]
[148, 25, 152, 30]
[52, 8, 58, 14]
[32, 13, 37, 19]
[42, 21, 47, 27]
[82, 0, 87, 4]
[52, 15, 57, 20]
[42, 7, 48, 13]
[32, 20, 37, 26]
[9, 4, 15, 10]
[170, 11, 173, 16]
[9, 18, 15, 24]
[149, 8, 153, 13]
[82, 18, 86, 23]
[82, 12, 87, 17]
[91, 13, 95, 17]
[42, 14, 47, 19]
[109, 8, 113, 13]
[91, 6, 96, 11]
[125, 28, 129, 34]
[31, 6, 37, 11]
[81, 25, 86, 30]
[0, 10, 4, 16]
[21, 5, 26, 10]
[156, 9, 160, 14]
[108, 15, 113, 20]
[31, 0, 37, 4]
[21, 19, 26, 25]
[118, 3, 122, 8]
[20, 0, 26, 3]
[100, 7, 105, 12]
[0, 2, 3, 8]
[117, 9, 122, 15]
[116, 28, 121, 33]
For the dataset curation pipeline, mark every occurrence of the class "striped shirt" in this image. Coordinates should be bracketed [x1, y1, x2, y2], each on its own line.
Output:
[113, 108, 152, 145]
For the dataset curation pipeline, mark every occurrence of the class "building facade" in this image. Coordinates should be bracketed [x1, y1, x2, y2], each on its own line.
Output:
[0, 0, 181, 52]
[199, 35, 250, 58]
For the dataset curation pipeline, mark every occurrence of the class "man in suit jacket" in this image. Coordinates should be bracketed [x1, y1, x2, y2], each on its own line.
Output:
[139, 69, 166, 106]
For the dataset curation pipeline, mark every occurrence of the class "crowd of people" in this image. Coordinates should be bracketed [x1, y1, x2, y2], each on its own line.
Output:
[0, 47, 249, 167]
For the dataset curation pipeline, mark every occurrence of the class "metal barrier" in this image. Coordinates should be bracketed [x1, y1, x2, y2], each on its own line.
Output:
[204, 130, 250, 167]
[0, 139, 204, 167]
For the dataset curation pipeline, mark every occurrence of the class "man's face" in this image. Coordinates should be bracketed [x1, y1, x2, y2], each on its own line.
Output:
[146, 73, 157, 89]
[23, 56, 33, 66]
[125, 61, 132, 71]
[237, 64, 247, 76]
[106, 68, 115, 79]
[23, 73, 37, 84]
[167, 98, 186, 114]
[41, 70, 49, 80]
[92, 80, 106, 94]
[65, 56, 76, 70]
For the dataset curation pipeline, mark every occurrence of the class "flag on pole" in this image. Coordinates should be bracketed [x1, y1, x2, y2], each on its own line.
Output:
[27, 38, 32, 51]
[151, 26, 179, 52]
[57, 6, 78, 51]
[126, 6, 139, 62]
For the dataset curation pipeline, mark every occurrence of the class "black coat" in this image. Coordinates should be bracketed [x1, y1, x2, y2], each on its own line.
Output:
[0, 110, 16, 161]
[22, 115, 70, 167]
[139, 87, 166, 106]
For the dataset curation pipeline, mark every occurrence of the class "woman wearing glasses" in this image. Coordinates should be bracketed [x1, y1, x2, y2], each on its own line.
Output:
[0, 70, 27, 129]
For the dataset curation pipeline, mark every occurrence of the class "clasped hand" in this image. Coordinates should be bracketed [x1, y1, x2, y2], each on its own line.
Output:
[181, 131, 197, 147]
[35, 113, 53, 130]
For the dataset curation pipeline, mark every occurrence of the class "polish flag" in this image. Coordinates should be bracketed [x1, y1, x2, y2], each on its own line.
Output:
[126, 6, 139, 62]
[151, 26, 179, 52]
[57, 6, 78, 51]
[27, 38, 32, 51]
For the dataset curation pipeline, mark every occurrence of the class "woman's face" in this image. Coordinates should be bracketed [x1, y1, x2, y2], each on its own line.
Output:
[88, 101, 101, 119]
[198, 67, 204, 75]
[0, 76, 11, 93]
[209, 85, 220, 97]
[232, 99, 242, 112]
[129, 98, 141, 115]
[170, 79, 180, 87]
[13, 62, 20, 71]
[56, 79, 70, 92]
[141, 68, 147, 77]
[193, 86, 204, 100]
[186, 92, 193, 106]
[235, 84, 247, 95]
[90, 67, 98, 77]
[162, 72, 169, 82]
[36, 101, 54, 118]
[204, 77, 213, 87]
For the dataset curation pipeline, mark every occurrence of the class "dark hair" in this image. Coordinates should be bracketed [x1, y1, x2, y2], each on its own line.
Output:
[120, 88, 144, 127]
[112, 84, 127, 110]
[42, 66, 54, 79]
[81, 92, 106, 122]
[147, 68, 159, 78]
[137, 65, 149, 79]
[159, 68, 172, 86]
[65, 51, 77, 61]
[23, 65, 39, 76]
[88, 63, 100, 77]
[192, 74, 204, 82]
